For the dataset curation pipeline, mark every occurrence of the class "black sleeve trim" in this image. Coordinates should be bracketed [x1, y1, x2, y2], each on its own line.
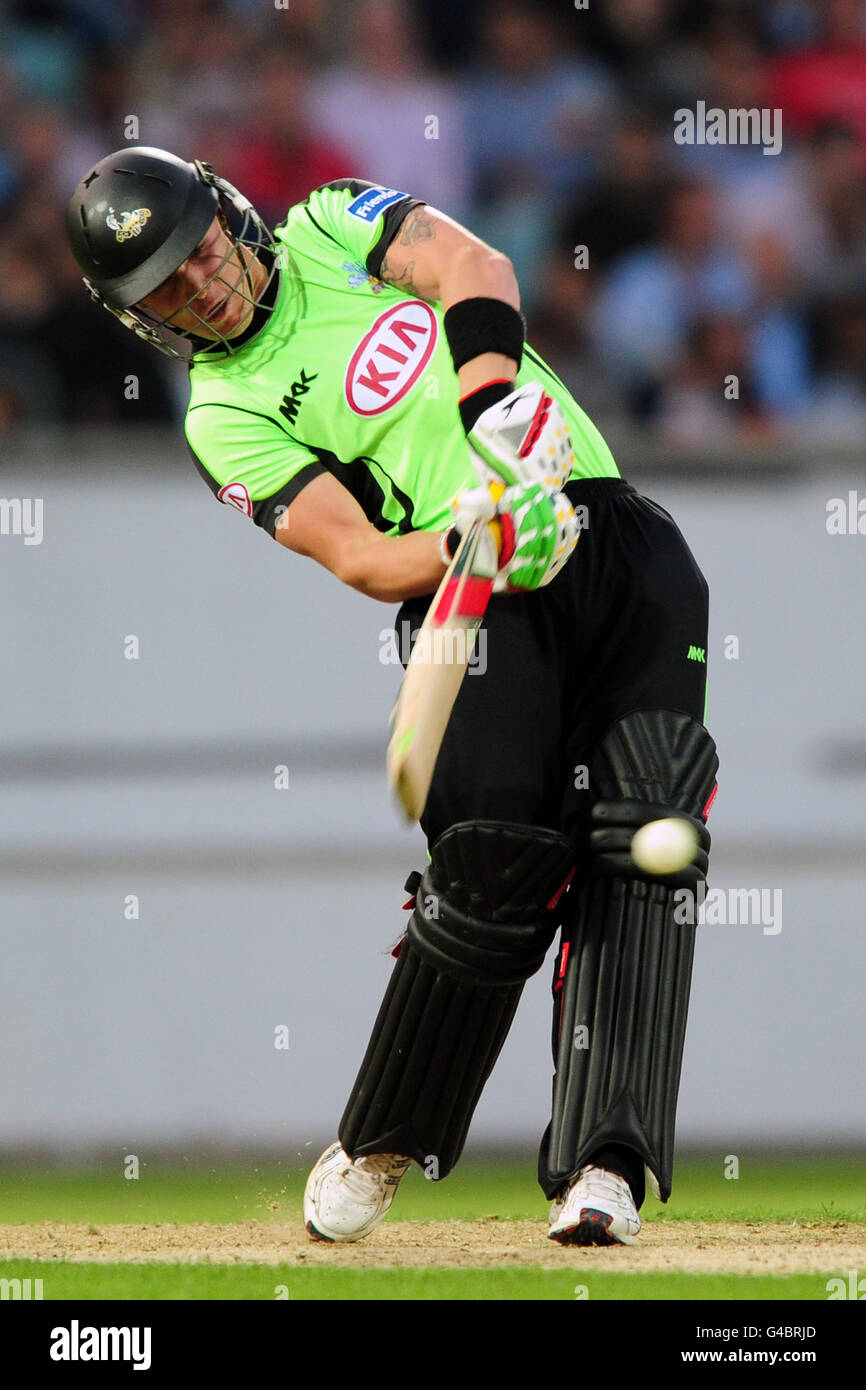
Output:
[186, 434, 327, 537]
[306, 178, 375, 202]
[366, 197, 426, 280]
[303, 178, 425, 280]
[255, 462, 329, 537]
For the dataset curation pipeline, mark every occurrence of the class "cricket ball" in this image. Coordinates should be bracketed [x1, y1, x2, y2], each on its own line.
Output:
[630, 817, 699, 875]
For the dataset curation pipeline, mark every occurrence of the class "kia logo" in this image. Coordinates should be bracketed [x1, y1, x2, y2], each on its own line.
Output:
[218, 481, 253, 516]
[345, 301, 438, 416]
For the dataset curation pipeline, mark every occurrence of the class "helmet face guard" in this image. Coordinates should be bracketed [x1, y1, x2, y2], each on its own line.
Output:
[66, 149, 278, 359]
[107, 169, 279, 360]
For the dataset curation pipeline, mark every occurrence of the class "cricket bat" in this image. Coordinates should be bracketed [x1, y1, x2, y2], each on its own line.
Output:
[387, 512, 500, 822]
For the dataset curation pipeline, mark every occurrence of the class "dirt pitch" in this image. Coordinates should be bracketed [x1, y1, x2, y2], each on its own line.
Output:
[1, 1220, 863, 1273]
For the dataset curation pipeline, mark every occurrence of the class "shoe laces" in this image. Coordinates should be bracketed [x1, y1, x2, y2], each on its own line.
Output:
[342, 1153, 410, 1198]
[576, 1165, 635, 1208]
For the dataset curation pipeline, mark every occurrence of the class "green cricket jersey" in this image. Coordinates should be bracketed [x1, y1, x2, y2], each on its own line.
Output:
[185, 180, 619, 537]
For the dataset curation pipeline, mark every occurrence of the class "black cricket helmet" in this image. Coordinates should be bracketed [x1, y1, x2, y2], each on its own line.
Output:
[65, 146, 277, 358]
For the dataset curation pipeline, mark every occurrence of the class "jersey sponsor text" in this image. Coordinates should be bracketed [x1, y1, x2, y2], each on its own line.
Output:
[346, 187, 406, 222]
[345, 302, 438, 416]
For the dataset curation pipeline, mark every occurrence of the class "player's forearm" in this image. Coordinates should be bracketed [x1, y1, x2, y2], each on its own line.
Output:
[337, 529, 446, 602]
[438, 244, 521, 397]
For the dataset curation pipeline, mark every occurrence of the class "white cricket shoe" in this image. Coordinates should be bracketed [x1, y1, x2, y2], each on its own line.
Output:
[548, 1164, 641, 1246]
[304, 1141, 411, 1242]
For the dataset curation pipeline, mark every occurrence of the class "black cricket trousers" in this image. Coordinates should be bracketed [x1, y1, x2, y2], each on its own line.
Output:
[397, 477, 710, 853]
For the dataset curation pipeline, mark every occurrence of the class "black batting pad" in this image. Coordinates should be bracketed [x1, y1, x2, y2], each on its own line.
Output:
[340, 820, 573, 1175]
[541, 710, 719, 1203]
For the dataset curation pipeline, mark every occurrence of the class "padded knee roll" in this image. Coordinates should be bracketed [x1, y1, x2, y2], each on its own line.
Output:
[340, 820, 574, 1175]
[541, 710, 719, 1202]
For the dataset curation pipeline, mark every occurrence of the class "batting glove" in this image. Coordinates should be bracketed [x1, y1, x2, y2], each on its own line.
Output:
[449, 481, 579, 593]
[467, 382, 576, 493]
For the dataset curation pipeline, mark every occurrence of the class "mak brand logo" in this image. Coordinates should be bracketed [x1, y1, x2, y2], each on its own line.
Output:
[106, 206, 151, 242]
[346, 186, 406, 223]
[345, 302, 438, 416]
[687, 645, 706, 662]
[279, 368, 318, 425]
[218, 481, 253, 517]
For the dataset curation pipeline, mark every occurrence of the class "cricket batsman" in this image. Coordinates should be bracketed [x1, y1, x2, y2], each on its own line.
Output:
[66, 147, 718, 1246]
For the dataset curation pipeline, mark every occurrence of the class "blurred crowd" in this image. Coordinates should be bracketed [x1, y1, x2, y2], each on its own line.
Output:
[2, 0, 866, 445]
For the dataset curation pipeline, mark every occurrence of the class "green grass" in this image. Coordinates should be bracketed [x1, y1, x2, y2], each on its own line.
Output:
[0, 1153, 863, 1226]
[0, 1260, 836, 1301]
[0, 1154, 862, 1301]
[0, 1162, 296, 1225]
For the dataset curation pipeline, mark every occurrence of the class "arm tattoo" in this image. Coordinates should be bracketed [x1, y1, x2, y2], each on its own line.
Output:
[396, 207, 437, 248]
[380, 254, 422, 297]
[379, 208, 437, 295]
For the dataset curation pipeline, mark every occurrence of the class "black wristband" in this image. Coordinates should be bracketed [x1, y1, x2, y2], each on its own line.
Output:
[443, 297, 525, 373]
[458, 380, 514, 433]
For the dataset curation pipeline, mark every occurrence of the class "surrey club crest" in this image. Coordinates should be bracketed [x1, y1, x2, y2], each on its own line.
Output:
[343, 260, 384, 294]
[106, 206, 152, 242]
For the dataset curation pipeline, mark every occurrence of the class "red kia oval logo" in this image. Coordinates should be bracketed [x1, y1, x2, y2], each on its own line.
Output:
[345, 301, 438, 416]
[218, 481, 253, 516]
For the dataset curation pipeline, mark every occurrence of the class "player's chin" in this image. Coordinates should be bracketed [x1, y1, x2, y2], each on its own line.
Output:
[228, 303, 255, 336]
[189, 299, 251, 342]
[218, 298, 255, 338]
